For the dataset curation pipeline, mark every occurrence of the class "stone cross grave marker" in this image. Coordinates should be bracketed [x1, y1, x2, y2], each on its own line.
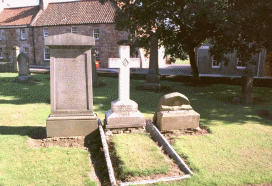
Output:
[17, 52, 30, 81]
[45, 33, 97, 137]
[105, 45, 145, 129]
[108, 46, 140, 101]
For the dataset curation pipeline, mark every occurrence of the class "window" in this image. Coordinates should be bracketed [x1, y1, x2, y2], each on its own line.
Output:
[71, 27, 77, 34]
[93, 29, 99, 40]
[24, 47, 29, 56]
[0, 48, 3, 58]
[212, 55, 220, 68]
[21, 28, 26, 40]
[43, 28, 48, 37]
[95, 51, 100, 61]
[0, 30, 3, 40]
[237, 58, 246, 69]
[44, 46, 50, 60]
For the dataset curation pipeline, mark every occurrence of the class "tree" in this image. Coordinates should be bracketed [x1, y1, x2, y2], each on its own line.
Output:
[210, 0, 272, 65]
[102, 0, 272, 80]
[102, 0, 231, 80]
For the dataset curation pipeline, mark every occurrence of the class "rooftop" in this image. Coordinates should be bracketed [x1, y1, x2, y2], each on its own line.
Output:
[0, 5, 39, 26]
[32, 0, 116, 26]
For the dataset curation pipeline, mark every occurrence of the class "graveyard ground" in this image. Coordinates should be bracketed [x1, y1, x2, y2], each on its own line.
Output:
[0, 73, 271, 186]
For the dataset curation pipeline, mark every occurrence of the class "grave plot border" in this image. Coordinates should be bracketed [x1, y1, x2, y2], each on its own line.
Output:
[99, 119, 193, 186]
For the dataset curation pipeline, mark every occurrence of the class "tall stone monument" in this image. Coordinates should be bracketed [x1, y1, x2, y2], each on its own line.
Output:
[45, 33, 98, 137]
[105, 46, 145, 129]
[144, 33, 161, 90]
[17, 52, 30, 81]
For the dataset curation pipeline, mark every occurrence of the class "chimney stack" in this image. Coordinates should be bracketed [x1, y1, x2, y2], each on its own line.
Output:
[0, 0, 5, 12]
[39, 0, 50, 10]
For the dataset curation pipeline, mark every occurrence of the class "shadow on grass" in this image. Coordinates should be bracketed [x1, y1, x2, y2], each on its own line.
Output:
[0, 126, 47, 139]
[0, 74, 50, 105]
[84, 130, 110, 186]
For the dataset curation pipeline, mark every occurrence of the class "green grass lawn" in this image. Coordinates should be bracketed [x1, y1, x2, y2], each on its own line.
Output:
[174, 58, 190, 65]
[0, 73, 96, 186]
[112, 133, 172, 179]
[0, 73, 271, 185]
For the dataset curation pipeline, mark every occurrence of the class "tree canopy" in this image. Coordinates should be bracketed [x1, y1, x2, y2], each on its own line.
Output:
[102, 0, 272, 79]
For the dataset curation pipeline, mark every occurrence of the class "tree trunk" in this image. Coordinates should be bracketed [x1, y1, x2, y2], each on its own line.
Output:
[188, 48, 200, 81]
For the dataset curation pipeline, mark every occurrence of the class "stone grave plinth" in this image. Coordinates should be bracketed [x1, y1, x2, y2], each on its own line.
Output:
[153, 92, 200, 131]
[45, 33, 98, 137]
[17, 52, 30, 81]
[105, 46, 145, 129]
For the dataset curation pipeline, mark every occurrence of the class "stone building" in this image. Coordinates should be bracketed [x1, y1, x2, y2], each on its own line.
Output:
[0, 0, 129, 68]
[0, 2, 39, 64]
[195, 44, 269, 77]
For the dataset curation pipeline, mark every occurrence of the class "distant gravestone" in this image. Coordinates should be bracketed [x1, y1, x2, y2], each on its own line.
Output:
[45, 33, 97, 137]
[241, 68, 254, 105]
[17, 52, 30, 81]
[144, 33, 161, 90]
[105, 45, 145, 129]
[153, 92, 200, 131]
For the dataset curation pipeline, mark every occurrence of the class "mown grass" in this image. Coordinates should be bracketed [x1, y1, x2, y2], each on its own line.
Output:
[174, 58, 190, 65]
[112, 133, 172, 179]
[1, 73, 272, 186]
[0, 73, 96, 186]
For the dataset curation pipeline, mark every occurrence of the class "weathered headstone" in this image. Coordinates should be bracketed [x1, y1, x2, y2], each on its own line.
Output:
[91, 48, 103, 87]
[13, 46, 20, 72]
[144, 33, 161, 90]
[153, 92, 200, 131]
[105, 45, 145, 129]
[241, 68, 254, 105]
[17, 52, 30, 81]
[45, 33, 98, 137]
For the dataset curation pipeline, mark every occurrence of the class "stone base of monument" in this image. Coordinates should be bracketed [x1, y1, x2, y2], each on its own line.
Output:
[105, 99, 146, 129]
[18, 75, 29, 81]
[46, 115, 98, 137]
[155, 110, 200, 131]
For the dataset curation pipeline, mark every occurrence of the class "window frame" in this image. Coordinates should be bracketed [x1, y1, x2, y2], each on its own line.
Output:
[71, 27, 77, 34]
[236, 57, 246, 69]
[93, 28, 99, 40]
[44, 46, 50, 61]
[0, 29, 3, 41]
[0, 48, 3, 59]
[212, 55, 220, 68]
[24, 47, 29, 56]
[43, 28, 48, 37]
[21, 28, 26, 40]
[95, 51, 100, 62]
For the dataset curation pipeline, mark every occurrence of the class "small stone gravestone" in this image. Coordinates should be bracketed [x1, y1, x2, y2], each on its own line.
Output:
[241, 68, 254, 105]
[45, 33, 97, 137]
[153, 92, 200, 131]
[17, 52, 30, 81]
[105, 46, 145, 129]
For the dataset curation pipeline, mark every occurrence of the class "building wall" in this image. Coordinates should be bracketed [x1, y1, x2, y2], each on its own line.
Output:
[33, 24, 128, 67]
[196, 44, 267, 77]
[0, 27, 34, 63]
